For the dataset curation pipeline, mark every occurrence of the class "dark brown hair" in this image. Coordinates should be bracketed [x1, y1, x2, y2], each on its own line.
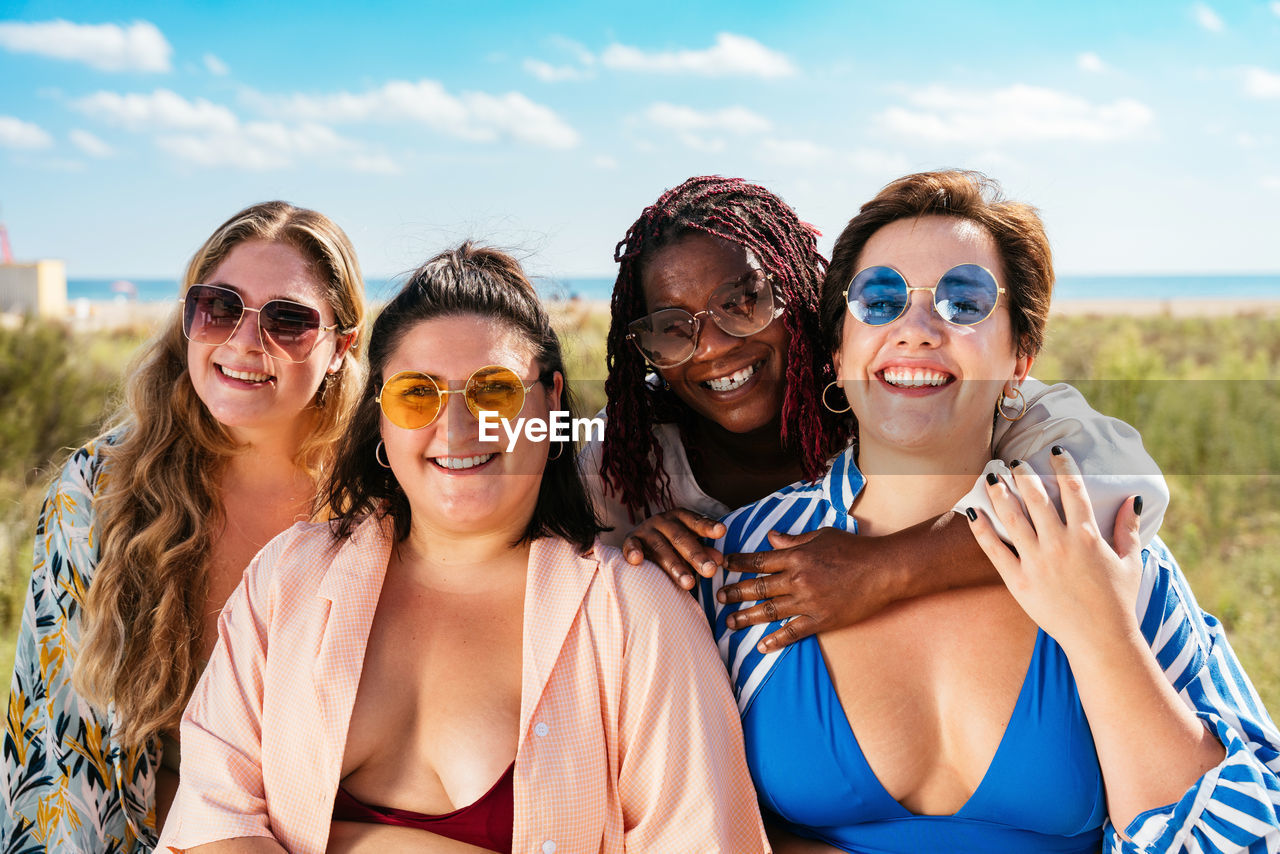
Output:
[325, 242, 602, 550]
[822, 170, 1053, 359]
[602, 175, 850, 520]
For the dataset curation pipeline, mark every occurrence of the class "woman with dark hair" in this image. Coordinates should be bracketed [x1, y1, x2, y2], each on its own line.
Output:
[582, 174, 1169, 653]
[3, 201, 364, 852]
[701, 171, 1280, 853]
[158, 243, 766, 854]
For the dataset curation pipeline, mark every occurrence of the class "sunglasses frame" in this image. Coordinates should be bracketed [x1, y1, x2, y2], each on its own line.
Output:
[180, 283, 347, 363]
[843, 263, 1006, 328]
[376, 364, 539, 430]
[625, 271, 784, 369]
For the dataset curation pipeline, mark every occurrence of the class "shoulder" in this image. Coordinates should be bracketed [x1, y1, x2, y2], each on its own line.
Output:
[590, 539, 707, 633]
[242, 517, 355, 596]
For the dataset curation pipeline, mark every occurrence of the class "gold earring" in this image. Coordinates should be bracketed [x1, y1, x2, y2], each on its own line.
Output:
[375, 440, 392, 468]
[997, 387, 1027, 422]
[821, 380, 851, 414]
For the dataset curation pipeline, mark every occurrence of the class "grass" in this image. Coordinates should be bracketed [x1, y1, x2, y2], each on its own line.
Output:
[0, 310, 1277, 714]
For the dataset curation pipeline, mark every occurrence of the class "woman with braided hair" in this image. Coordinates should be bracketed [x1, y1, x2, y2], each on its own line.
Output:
[580, 174, 1170, 654]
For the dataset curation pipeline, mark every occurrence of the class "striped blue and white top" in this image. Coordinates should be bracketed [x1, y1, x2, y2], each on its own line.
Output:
[696, 445, 1280, 854]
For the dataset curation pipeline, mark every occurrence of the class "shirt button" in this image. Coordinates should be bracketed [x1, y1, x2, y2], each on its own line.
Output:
[542, 842, 557, 854]
[534, 722, 550, 737]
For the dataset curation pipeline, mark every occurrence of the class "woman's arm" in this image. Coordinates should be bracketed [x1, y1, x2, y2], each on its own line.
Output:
[970, 449, 1280, 851]
[613, 562, 770, 853]
[157, 544, 279, 852]
[3, 444, 151, 852]
[717, 379, 1171, 653]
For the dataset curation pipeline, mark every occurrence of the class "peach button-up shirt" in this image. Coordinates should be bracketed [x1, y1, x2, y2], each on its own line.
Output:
[159, 514, 767, 854]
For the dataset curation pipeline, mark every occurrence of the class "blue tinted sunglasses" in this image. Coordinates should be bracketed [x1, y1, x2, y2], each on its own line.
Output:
[844, 264, 1006, 327]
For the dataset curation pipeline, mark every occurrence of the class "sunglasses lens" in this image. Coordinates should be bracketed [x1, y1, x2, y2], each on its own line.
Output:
[935, 265, 1000, 325]
[708, 271, 777, 337]
[380, 372, 442, 429]
[260, 300, 324, 361]
[628, 310, 698, 368]
[465, 366, 527, 420]
[847, 267, 909, 326]
[183, 284, 244, 344]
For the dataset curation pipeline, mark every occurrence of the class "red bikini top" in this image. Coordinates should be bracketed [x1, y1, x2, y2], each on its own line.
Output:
[333, 762, 514, 854]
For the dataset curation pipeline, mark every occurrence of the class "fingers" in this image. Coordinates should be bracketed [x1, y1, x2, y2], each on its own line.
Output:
[766, 528, 820, 550]
[1111, 494, 1143, 562]
[757, 615, 818, 654]
[724, 594, 791, 630]
[1005, 457, 1060, 532]
[964, 506, 1023, 583]
[621, 509, 727, 591]
[982, 469, 1039, 556]
[717, 570, 782, 605]
[1047, 445, 1095, 529]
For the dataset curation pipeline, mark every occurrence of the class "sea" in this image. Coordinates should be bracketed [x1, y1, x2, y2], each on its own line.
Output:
[67, 273, 1280, 305]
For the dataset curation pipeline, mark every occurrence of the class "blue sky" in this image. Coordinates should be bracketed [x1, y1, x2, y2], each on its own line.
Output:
[1, 0, 1278, 279]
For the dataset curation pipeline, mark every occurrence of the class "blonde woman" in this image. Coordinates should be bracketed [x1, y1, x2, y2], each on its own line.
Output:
[2, 201, 365, 853]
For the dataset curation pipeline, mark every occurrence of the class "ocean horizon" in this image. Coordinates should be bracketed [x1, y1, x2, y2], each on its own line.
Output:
[66, 273, 1280, 305]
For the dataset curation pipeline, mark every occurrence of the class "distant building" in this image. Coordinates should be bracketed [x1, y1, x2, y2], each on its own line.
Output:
[0, 261, 67, 318]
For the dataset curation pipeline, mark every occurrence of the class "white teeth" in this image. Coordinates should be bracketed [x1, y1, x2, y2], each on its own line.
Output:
[882, 367, 950, 388]
[705, 363, 756, 392]
[432, 454, 495, 471]
[219, 365, 273, 382]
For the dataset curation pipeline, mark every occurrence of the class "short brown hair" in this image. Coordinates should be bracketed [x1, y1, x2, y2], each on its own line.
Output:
[821, 170, 1052, 359]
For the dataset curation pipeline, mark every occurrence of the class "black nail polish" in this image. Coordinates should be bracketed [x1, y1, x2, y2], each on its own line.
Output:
[986, 472, 999, 485]
[1051, 445, 1064, 456]
[965, 507, 977, 521]
[1010, 459, 1022, 468]
[1134, 495, 1144, 517]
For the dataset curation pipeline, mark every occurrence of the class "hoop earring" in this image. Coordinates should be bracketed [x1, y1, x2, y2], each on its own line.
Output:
[375, 440, 392, 468]
[548, 440, 564, 461]
[997, 387, 1027, 422]
[821, 380, 851, 414]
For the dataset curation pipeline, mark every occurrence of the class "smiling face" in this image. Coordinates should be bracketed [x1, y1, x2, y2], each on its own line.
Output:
[186, 239, 350, 443]
[378, 313, 561, 539]
[640, 233, 789, 435]
[834, 215, 1032, 465]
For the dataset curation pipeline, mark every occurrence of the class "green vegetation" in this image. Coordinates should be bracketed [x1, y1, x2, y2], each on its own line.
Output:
[0, 311, 1277, 715]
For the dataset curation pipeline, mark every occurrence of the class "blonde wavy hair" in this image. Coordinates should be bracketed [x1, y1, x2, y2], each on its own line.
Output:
[74, 200, 366, 748]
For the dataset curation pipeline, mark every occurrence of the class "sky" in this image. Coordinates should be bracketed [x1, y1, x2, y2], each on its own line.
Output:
[1, 0, 1278, 281]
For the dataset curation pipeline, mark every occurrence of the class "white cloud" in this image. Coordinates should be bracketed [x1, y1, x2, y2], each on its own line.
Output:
[602, 33, 795, 78]
[204, 53, 229, 76]
[641, 102, 772, 152]
[644, 103, 772, 134]
[246, 80, 579, 149]
[1077, 52, 1106, 73]
[523, 59, 592, 82]
[0, 19, 171, 72]
[69, 128, 113, 157]
[1272, 1, 1280, 17]
[1263, 176, 1280, 191]
[0, 115, 53, 149]
[591, 154, 618, 169]
[74, 89, 239, 133]
[72, 89, 396, 172]
[878, 84, 1154, 144]
[1243, 67, 1280, 98]
[1192, 2, 1225, 32]
[549, 35, 595, 67]
[755, 138, 908, 173]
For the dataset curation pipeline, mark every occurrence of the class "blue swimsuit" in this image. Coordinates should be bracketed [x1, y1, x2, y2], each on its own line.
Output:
[745, 630, 1106, 853]
[700, 449, 1109, 853]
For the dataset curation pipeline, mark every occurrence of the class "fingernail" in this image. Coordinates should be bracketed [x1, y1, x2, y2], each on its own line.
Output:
[701, 560, 717, 576]
[727, 616, 738, 629]
[965, 507, 977, 521]
[1010, 459, 1021, 468]
[1134, 495, 1144, 517]
[986, 472, 999, 485]
[1051, 445, 1064, 456]
[716, 591, 727, 604]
